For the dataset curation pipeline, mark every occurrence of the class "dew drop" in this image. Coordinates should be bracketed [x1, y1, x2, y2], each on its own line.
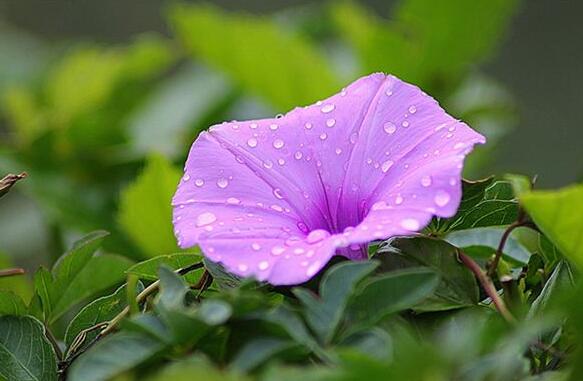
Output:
[434, 190, 451, 207]
[271, 204, 284, 212]
[335, 147, 342, 155]
[395, 195, 404, 205]
[400, 218, 420, 231]
[247, 138, 258, 148]
[304, 122, 313, 130]
[183, 174, 190, 181]
[402, 120, 410, 128]
[278, 158, 286, 166]
[384, 122, 397, 134]
[196, 212, 216, 227]
[306, 229, 330, 244]
[326, 118, 336, 127]
[269, 123, 279, 130]
[238, 264, 248, 272]
[195, 179, 204, 187]
[454, 142, 466, 150]
[293, 247, 305, 255]
[321, 104, 335, 113]
[381, 160, 394, 173]
[251, 243, 261, 251]
[226, 197, 240, 205]
[271, 246, 285, 256]
[273, 188, 284, 199]
[421, 176, 432, 187]
[273, 139, 284, 149]
[350, 132, 358, 144]
[306, 261, 322, 276]
[408, 105, 417, 114]
[249, 123, 258, 129]
[217, 178, 229, 189]
[258, 261, 269, 270]
[263, 160, 273, 169]
[385, 88, 393, 96]
[294, 151, 303, 160]
[319, 133, 327, 140]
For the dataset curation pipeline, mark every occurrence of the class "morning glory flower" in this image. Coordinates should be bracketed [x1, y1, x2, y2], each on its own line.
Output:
[172, 73, 485, 285]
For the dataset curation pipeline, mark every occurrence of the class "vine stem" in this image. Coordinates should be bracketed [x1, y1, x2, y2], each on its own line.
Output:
[458, 249, 516, 323]
[0, 268, 25, 278]
[98, 261, 205, 337]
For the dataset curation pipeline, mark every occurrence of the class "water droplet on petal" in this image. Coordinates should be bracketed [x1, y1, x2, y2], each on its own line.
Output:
[195, 179, 204, 187]
[273, 188, 284, 199]
[238, 264, 248, 272]
[401, 218, 420, 231]
[217, 178, 229, 188]
[319, 133, 327, 140]
[273, 139, 284, 149]
[278, 158, 286, 166]
[297, 221, 309, 233]
[395, 195, 404, 205]
[249, 123, 258, 129]
[196, 212, 216, 227]
[408, 105, 417, 114]
[258, 261, 269, 270]
[321, 104, 335, 113]
[421, 176, 432, 187]
[350, 132, 358, 144]
[226, 197, 240, 205]
[384, 122, 397, 134]
[263, 160, 273, 169]
[247, 138, 258, 148]
[251, 242, 261, 251]
[402, 120, 410, 128]
[304, 122, 313, 130]
[294, 151, 303, 160]
[385, 88, 393, 96]
[454, 142, 466, 150]
[183, 174, 190, 181]
[306, 261, 322, 276]
[271, 246, 285, 256]
[449, 178, 457, 186]
[434, 190, 451, 207]
[293, 247, 305, 255]
[306, 229, 330, 244]
[271, 204, 283, 212]
[335, 147, 342, 155]
[326, 118, 336, 127]
[381, 160, 394, 173]
[269, 123, 279, 130]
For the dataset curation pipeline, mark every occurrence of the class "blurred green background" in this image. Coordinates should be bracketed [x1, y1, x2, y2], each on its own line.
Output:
[1, 0, 581, 278]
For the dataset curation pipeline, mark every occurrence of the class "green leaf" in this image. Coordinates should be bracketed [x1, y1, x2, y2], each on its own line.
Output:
[146, 355, 249, 381]
[67, 332, 164, 381]
[0, 315, 57, 381]
[118, 154, 182, 257]
[231, 338, 298, 372]
[126, 253, 203, 284]
[528, 261, 575, 319]
[0, 290, 26, 316]
[293, 261, 378, 343]
[445, 227, 531, 264]
[377, 237, 478, 311]
[32, 231, 133, 322]
[433, 178, 519, 233]
[521, 183, 583, 270]
[170, 4, 339, 110]
[348, 268, 439, 325]
[64, 282, 144, 347]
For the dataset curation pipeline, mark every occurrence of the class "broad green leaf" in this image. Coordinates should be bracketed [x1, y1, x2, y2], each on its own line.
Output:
[0, 315, 57, 381]
[231, 338, 298, 372]
[445, 227, 531, 265]
[170, 4, 340, 110]
[126, 253, 203, 284]
[67, 332, 164, 381]
[0, 291, 26, 316]
[261, 364, 338, 381]
[64, 282, 143, 347]
[293, 261, 378, 343]
[32, 231, 133, 322]
[203, 258, 241, 289]
[348, 268, 439, 324]
[332, 0, 519, 93]
[118, 154, 181, 257]
[157, 266, 189, 310]
[146, 355, 249, 381]
[521, 184, 583, 270]
[339, 328, 392, 360]
[433, 179, 519, 233]
[528, 261, 575, 319]
[377, 237, 478, 311]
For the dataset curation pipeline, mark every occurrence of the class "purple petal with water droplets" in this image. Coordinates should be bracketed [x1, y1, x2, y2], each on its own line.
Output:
[173, 73, 485, 285]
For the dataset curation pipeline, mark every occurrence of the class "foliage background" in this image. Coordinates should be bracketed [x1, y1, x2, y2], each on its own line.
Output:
[0, 1, 582, 381]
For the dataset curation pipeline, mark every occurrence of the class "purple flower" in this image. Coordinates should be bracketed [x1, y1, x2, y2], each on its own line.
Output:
[172, 73, 485, 285]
